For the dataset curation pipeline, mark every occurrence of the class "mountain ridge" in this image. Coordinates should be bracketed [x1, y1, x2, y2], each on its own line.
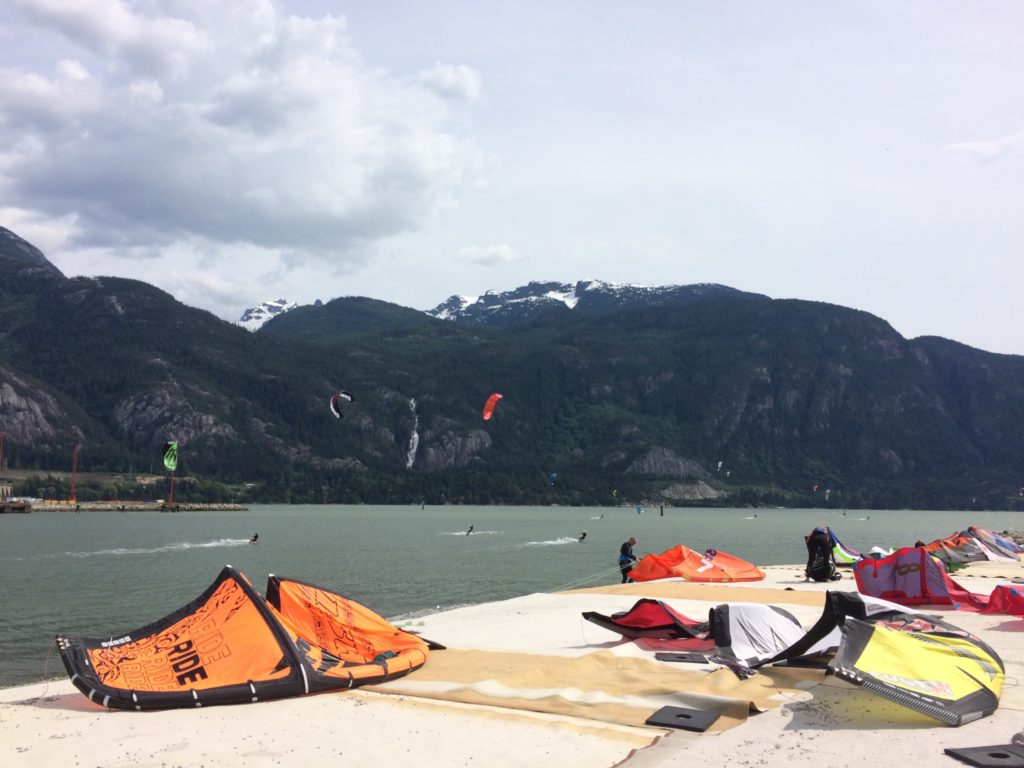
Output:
[2, 226, 1022, 510]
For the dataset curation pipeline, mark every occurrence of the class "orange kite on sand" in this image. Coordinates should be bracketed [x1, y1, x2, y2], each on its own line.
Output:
[57, 566, 435, 710]
[630, 544, 765, 583]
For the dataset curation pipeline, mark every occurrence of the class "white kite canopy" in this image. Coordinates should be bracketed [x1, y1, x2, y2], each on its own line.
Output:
[708, 591, 1005, 726]
[709, 592, 911, 667]
[329, 390, 354, 419]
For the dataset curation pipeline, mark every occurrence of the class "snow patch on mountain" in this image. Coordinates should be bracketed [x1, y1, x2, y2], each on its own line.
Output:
[426, 280, 740, 327]
[238, 299, 298, 332]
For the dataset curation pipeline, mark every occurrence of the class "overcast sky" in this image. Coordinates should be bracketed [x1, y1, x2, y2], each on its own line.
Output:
[1, 1, 1021, 354]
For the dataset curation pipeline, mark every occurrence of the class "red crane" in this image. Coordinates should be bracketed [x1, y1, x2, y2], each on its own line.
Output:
[70, 444, 79, 503]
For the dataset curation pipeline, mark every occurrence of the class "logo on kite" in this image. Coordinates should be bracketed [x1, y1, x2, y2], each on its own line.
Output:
[329, 391, 354, 419]
[482, 393, 503, 421]
[162, 441, 178, 473]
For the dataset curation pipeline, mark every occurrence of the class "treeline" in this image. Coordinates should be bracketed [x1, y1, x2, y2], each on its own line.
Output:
[13, 468, 1024, 511]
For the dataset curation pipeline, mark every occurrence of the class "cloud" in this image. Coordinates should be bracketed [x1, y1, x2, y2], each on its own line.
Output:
[10, 0, 208, 79]
[0, 0, 484, 267]
[941, 128, 1024, 163]
[456, 244, 522, 266]
[418, 63, 483, 102]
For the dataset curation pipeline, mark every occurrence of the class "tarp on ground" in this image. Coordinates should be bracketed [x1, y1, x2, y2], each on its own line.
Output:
[630, 545, 764, 583]
[57, 566, 431, 710]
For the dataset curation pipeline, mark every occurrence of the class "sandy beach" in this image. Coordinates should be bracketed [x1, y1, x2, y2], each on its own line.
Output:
[3, 561, 1022, 768]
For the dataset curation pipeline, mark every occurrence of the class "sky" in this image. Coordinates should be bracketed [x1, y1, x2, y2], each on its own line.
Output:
[1, 1, 1022, 355]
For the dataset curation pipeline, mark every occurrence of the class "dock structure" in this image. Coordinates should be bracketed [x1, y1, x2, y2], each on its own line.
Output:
[0, 482, 30, 512]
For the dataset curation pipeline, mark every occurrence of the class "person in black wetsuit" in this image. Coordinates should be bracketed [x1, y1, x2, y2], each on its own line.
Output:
[619, 537, 638, 583]
[804, 526, 840, 581]
[466, 524, 474, 536]
[578, 531, 587, 542]
[250, 532, 259, 544]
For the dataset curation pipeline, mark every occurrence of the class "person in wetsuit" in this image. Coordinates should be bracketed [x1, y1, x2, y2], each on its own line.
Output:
[619, 537, 638, 583]
[250, 532, 259, 544]
[805, 526, 840, 581]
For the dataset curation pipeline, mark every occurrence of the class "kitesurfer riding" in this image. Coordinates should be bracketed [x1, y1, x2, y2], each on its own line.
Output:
[804, 526, 840, 582]
[250, 533, 259, 545]
[579, 531, 587, 542]
[466, 525, 474, 536]
[619, 537, 638, 583]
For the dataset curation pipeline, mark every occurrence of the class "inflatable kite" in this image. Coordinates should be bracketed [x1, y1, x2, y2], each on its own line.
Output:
[482, 392, 503, 421]
[829, 529, 863, 566]
[630, 545, 765, 583]
[854, 547, 984, 608]
[329, 391, 354, 419]
[855, 547, 1024, 615]
[967, 526, 1023, 560]
[712, 591, 1005, 726]
[162, 441, 178, 472]
[922, 533, 992, 564]
[582, 598, 711, 641]
[57, 567, 433, 711]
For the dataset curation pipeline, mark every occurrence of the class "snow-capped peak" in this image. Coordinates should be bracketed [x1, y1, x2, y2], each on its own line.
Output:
[426, 280, 744, 327]
[238, 298, 298, 332]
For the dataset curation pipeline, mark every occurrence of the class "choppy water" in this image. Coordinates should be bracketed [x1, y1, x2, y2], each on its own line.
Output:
[1, 504, 1020, 688]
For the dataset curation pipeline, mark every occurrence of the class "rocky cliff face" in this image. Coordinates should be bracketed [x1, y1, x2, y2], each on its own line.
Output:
[417, 424, 493, 471]
[0, 227, 64, 280]
[626, 447, 710, 479]
[113, 383, 239, 452]
[0, 367, 65, 443]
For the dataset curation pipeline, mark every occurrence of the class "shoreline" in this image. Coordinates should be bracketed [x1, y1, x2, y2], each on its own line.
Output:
[3, 561, 1022, 767]
[8, 501, 247, 512]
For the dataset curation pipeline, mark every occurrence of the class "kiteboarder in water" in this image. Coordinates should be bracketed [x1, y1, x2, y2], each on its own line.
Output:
[579, 531, 587, 542]
[466, 525, 474, 536]
[619, 537, 638, 583]
[250, 533, 259, 544]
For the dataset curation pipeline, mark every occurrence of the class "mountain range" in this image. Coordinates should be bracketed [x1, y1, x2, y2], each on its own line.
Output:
[2, 225, 1023, 509]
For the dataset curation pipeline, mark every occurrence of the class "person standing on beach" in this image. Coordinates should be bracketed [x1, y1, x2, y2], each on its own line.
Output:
[619, 537, 638, 583]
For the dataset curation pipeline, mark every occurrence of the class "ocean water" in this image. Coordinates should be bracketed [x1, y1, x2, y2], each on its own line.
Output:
[1, 504, 1021, 688]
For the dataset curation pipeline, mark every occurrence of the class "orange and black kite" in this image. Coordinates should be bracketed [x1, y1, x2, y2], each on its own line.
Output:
[57, 566, 436, 710]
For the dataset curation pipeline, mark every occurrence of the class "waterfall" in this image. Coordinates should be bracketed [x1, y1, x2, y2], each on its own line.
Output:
[405, 398, 420, 469]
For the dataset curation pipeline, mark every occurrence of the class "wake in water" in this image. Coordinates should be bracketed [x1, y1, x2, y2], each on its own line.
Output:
[61, 538, 252, 558]
[521, 536, 580, 547]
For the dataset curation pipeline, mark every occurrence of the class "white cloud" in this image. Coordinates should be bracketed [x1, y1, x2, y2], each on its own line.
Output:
[456, 244, 522, 266]
[11, 0, 208, 78]
[418, 63, 483, 102]
[942, 128, 1024, 163]
[0, 0, 484, 264]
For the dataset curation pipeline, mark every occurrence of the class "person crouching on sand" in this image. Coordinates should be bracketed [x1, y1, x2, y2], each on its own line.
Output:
[804, 527, 840, 582]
